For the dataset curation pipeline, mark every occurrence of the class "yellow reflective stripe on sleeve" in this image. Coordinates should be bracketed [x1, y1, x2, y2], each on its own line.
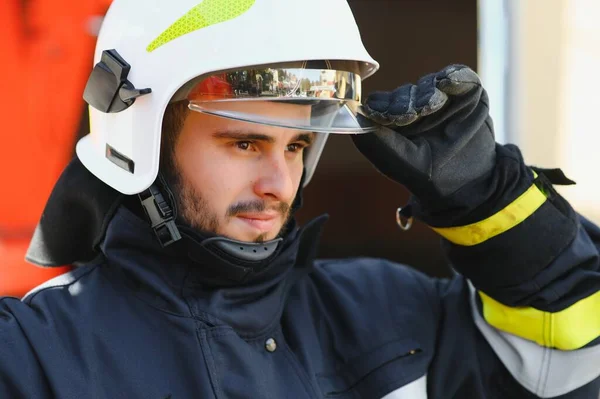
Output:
[431, 182, 547, 246]
[147, 0, 256, 52]
[479, 290, 600, 350]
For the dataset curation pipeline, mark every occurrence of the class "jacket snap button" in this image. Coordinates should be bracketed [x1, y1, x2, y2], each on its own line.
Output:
[265, 338, 277, 352]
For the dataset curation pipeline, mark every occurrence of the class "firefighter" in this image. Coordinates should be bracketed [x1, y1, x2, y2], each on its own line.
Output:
[4, 0, 600, 397]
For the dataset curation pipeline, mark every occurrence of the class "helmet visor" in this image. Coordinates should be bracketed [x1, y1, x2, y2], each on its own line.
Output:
[186, 67, 376, 134]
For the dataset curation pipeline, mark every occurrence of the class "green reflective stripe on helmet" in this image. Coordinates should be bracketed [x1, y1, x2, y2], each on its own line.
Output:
[147, 0, 256, 52]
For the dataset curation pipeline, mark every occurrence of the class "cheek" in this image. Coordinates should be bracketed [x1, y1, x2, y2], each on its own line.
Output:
[176, 140, 250, 211]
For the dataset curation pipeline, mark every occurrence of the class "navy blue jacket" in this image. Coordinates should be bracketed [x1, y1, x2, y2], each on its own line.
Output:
[1, 196, 599, 398]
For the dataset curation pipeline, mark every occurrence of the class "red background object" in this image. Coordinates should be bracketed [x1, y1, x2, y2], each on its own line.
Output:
[0, 0, 112, 296]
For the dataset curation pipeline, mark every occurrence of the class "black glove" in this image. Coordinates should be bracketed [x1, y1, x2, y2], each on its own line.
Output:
[352, 65, 496, 210]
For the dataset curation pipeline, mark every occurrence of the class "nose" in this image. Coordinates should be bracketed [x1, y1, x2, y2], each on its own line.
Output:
[253, 152, 295, 204]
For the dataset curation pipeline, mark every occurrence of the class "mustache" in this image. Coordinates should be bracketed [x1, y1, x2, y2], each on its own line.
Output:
[227, 200, 290, 217]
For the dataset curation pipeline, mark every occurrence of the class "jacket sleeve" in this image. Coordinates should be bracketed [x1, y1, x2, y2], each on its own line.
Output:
[0, 298, 53, 398]
[420, 144, 600, 397]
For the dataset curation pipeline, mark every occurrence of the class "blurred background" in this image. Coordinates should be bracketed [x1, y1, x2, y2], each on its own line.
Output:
[0, 0, 598, 297]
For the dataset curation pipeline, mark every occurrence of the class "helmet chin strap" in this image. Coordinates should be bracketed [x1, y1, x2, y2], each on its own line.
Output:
[138, 173, 288, 261]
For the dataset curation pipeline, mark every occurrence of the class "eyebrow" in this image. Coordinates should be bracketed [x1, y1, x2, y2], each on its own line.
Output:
[213, 130, 315, 145]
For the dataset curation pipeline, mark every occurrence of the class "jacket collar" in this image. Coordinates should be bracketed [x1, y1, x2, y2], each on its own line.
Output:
[100, 205, 327, 333]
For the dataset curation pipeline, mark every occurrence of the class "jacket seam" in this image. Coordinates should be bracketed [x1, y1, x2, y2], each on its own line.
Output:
[180, 264, 200, 322]
[279, 330, 321, 398]
[23, 264, 100, 305]
[198, 328, 223, 399]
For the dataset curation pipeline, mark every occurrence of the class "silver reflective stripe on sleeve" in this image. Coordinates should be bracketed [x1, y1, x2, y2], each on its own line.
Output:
[380, 375, 427, 399]
[468, 281, 600, 397]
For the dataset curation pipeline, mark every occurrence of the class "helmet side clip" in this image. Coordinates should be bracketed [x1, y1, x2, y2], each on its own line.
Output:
[84, 49, 152, 114]
[138, 184, 182, 247]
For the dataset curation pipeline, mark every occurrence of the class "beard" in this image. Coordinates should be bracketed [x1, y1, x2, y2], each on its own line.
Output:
[165, 163, 293, 243]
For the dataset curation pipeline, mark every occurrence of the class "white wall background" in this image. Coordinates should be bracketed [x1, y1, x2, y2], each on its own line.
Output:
[479, 0, 600, 223]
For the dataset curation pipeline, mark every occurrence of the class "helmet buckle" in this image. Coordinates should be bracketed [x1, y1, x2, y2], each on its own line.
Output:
[138, 185, 182, 247]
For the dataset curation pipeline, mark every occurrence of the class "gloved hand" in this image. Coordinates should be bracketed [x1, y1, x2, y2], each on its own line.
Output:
[353, 65, 496, 211]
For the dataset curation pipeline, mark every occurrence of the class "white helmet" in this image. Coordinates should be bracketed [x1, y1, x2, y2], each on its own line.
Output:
[77, 0, 379, 195]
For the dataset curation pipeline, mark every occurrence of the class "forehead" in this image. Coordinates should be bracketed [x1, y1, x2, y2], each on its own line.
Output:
[185, 100, 312, 139]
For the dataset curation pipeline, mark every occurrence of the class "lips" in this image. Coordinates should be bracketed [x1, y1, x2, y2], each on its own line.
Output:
[236, 213, 279, 232]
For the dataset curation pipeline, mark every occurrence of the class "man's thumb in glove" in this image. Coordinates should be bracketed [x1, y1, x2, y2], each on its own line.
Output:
[351, 65, 495, 200]
[360, 65, 482, 132]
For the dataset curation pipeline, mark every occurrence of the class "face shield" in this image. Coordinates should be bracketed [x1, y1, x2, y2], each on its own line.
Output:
[181, 63, 376, 134]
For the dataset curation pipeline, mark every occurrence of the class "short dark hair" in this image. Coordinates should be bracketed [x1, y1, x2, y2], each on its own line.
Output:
[160, 101, 189, 174]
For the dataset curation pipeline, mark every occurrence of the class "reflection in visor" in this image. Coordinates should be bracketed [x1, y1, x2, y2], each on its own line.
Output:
[186, 66, 376, 134]
[188, 68, 361, 101]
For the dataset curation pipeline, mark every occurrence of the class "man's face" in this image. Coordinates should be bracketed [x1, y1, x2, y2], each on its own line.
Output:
[171, 101, 314, 243]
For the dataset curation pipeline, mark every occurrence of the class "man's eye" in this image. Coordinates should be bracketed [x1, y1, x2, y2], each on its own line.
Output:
[236, 141, 252, 150]
[287, 143, 305, 153]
